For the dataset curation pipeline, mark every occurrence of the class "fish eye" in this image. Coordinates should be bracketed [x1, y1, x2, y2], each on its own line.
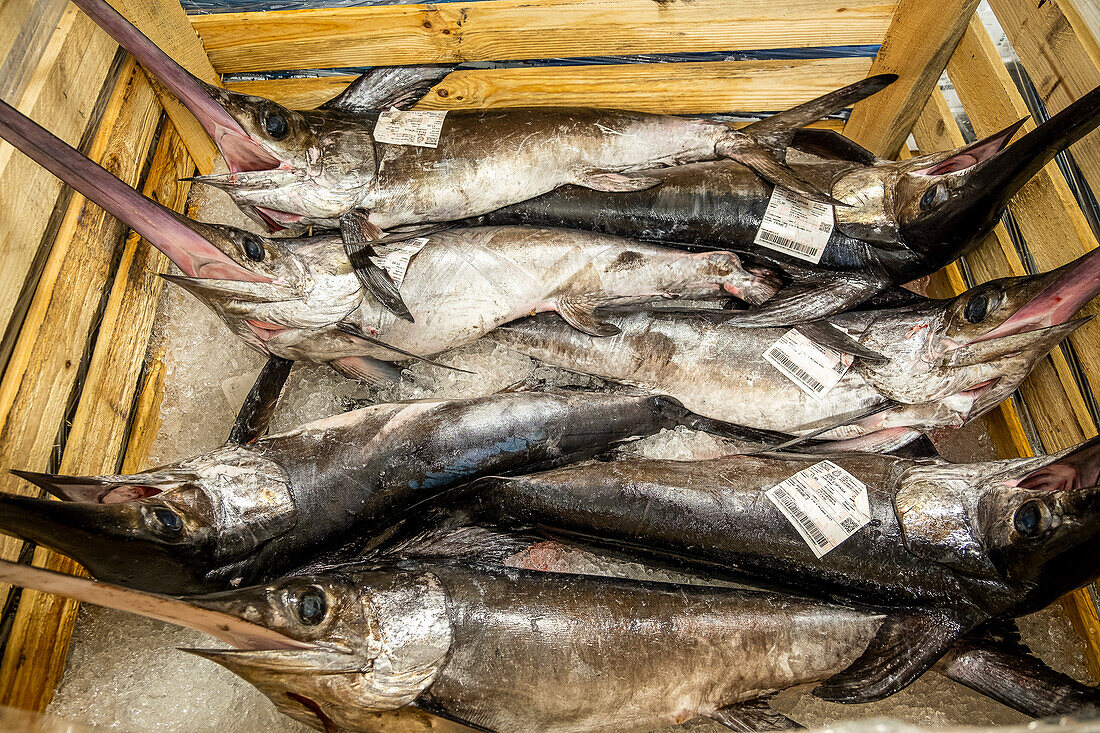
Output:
[295, 588, 327, 626]
[152, 507, 183, 533]
[920, 183, 948, 211]
[243, 236, 265, 262]
[263, 112, 289, 140]
[1013, 499, 1051, 537]
[964, 293, 990, 323]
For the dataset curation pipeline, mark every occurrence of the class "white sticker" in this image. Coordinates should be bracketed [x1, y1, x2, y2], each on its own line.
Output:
[754, 187, 835, 264]
[766, 461, 871, 558]
[764, 328, 853, 398]
[369, 237, 429, 288]
[373, 108, 448, 148]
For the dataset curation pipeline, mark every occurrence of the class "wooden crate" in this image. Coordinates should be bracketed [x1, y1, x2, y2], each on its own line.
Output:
[0, 0, 1098, 712]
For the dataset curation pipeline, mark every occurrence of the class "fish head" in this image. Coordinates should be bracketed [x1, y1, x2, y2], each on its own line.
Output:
[2, 447, 297, 593]
[187, 569, 452, 729]
[835, 85, 1100, 268]
[896, 438, 1100, 610]
[855, 251, 1100, 418]
[186, 103, 379, 233]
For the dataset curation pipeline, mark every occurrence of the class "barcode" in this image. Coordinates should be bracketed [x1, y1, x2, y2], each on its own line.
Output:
[774, 488, 829, 548]
[765, 348, 825, 393]
[758, 229, 819, 257]
[840, 517, 859, 532]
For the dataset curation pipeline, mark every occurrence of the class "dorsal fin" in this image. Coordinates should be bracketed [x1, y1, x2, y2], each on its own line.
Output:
[320, 65, 459, 113]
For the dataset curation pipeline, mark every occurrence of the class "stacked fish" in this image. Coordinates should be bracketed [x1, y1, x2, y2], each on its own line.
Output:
[2, 0, 1100, 729]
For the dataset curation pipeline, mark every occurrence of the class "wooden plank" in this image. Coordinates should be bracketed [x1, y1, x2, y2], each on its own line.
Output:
[0, 123, 193, 712]
[843, 0, 980, 157]
[0, 6, 119, 367]
[946, 15, 1100, 430]
[108, 0, 220, 174]
[0, 0, 69, 103]
[190, 0, 897, 75]
[1063, 0, 1100, 67]
[0, 59, 161, 600]
[985, 0, 1100, 219]
[227, 57, 873, 114]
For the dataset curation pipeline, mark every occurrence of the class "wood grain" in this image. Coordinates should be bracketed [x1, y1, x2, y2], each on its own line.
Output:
[0, 123, 193, 712]
[844, 0, 981, 157]
[107, 0, 219, 174]
[986, 0, 1100, 220]
[0, 58, 161, 614]
[228, 57, 873, 115]
[0, 7, 119, 367]
[190, 0, 897, 74]
[0, 0, 69, 103]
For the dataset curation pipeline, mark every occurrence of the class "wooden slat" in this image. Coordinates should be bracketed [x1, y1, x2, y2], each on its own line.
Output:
[1064, 0, 1100, 67]
[946, 16, 1100, 429]
[986, 0, 1100, 218]
[0, 0, 68, 103]
[0, 59, 161, 600]
[227, 57, 873, 114]
[108, 0, 220, 174]
[0, 123, 193, 712]
[0, 7, 119, 366]
[843, 0, 980, 157]
[190, 0, 897, 75]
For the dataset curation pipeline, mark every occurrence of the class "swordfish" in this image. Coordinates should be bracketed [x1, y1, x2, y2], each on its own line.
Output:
[0, 96, 778, 395]
[489, 243, 1100, 452]
[72, 0, 892, 239]
[464, 437, 1100, 702]
[0, 390, 779, 594]
[477, 84, 1100, 325]
[0, 556, 886, 732]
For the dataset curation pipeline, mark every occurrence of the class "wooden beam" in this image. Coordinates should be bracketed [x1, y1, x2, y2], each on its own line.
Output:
[0, 123, 192, 712]
[946, 15, 1100, 429]
[843, 0, 980, 157]
[985, 0, 1100, 222]
[228, 57, 873, 114]
[1063, 0, 1100, 64]
[0, 58, 161, 604]
[107, 0, 219, 174]
[0, 6, 118, 366]
[190, 0, 896, 75]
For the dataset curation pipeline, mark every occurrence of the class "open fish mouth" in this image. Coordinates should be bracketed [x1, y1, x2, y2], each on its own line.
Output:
[910, 118, 1029, 177]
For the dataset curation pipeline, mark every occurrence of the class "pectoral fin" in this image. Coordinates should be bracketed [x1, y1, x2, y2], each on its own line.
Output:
[335, 322, 475, 375]
[574, 171, 663, 192]
[556, 297, 621, 337]
[227, 355, 294, 445]
[814, 609, 964, 703]
[331, 355, 403, 387]
[794, 320, 887, 364]
[341, 211, 415, 323]
[708, 698, 802, 731]
[937, 632, 1100, 719]
[729, 275, 891, 328]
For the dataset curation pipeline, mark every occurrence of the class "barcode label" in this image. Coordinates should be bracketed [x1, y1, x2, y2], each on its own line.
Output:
[763, 329, 853, 398]
[374, 108, 448, 147]
[754, 187, 834, 264]
[766, 461, 870, 559]
[370, 237, 429, 288]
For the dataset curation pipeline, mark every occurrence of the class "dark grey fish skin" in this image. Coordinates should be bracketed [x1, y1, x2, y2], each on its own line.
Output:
[461, 438, 1100, 702]
[182, 561, 881, 733]
[477, 85, 1100, 325]
[0, 391, 769, 595]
